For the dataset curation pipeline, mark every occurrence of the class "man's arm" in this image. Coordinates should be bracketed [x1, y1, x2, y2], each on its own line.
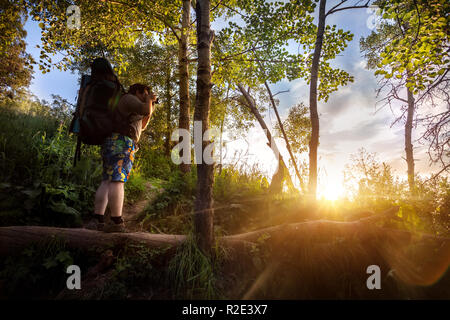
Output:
[141, 114, 151, 130]
[141, 94, 157, 130]
[120, 94, 151, 116]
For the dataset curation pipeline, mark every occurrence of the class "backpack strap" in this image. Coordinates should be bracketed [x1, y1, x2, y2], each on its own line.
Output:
[78, 83, 93, 117]
[72, 81, 91, 167]
[73, 135, 82, 167]
[114, 104, 132, 137]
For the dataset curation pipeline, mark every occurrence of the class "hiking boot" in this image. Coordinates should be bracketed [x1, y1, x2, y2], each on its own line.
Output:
[85, 217, 105, 231]
[103, 221, 127, 233]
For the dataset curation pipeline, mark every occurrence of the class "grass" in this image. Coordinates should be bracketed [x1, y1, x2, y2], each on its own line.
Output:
[0, 100, 162, 227]
[167, 233, 224, 299]
[1, 98, 449, 300]
[124, 170, 147, 204]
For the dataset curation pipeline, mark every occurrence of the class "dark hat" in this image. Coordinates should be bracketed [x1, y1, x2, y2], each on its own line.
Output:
[91, 57, 114, 75]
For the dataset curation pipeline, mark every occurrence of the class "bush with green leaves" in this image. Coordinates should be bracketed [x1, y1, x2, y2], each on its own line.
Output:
[124, 168, 147, 205]
[141, 170, 195, 234]
[0, 236, 95, 299]
[343, 148, 450, 236]
[145, 170, 195, 215]
[98, 243, 170, 299]
[0, 101, 100, 226]
[134, 137, 176, 180]
[0, 96, 169, 227]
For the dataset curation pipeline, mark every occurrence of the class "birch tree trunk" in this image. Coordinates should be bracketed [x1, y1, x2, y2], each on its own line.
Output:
[264, 81, 305, 192]
[165, 65, 172, 157]
[308, 0, 326, 200]
[237, 83, 294, 192]
[194, 0, 215, 254]
[405, 84, 415, 193]
[178, 0, 191, 173]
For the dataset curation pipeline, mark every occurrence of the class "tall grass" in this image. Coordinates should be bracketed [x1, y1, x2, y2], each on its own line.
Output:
[0, 98, 172, 227]
[0, 102, 100, 226]
[213, 165, 269, 203]
[167, 233, 224, 299]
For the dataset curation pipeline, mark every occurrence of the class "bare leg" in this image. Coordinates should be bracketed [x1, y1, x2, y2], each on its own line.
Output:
[108, 181, 125, 217]
[94, 180, 109, 215]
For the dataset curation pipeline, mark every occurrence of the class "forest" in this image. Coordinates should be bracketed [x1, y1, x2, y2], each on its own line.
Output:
[0, 0, 449, 301]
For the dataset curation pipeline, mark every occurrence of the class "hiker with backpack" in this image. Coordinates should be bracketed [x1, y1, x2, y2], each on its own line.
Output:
[91, 83, 157, 232]
[72, 58, 157, 232]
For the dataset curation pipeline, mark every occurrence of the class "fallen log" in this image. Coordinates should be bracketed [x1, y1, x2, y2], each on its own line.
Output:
[1, 207, 448, 255]
[0, 220, 398, 256]
[0, 226, 186, 256]
[1, 206, 449, 289]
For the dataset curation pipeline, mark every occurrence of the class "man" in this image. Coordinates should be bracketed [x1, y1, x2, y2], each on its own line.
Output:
[87, 83, 157, 232]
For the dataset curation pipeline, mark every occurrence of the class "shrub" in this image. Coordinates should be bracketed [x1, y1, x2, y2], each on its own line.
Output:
[0, 103, 102, 226]
[213, 165, 269, 203]
[124, 169, 147, 204]
[0, 236, 94, 299]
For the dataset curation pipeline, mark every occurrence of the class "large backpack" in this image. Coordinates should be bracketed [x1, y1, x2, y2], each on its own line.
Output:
[69, 73, 123, 166]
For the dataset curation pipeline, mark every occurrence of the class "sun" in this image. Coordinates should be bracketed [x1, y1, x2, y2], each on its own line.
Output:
[319, 181, 344, 201]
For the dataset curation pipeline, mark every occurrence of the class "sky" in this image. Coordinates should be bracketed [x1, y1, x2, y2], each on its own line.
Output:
[23, 3, 440, 200]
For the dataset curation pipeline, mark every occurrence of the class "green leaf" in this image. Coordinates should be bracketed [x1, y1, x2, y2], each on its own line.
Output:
[43, 258, 58, 269]
[49, 201, 80, 216]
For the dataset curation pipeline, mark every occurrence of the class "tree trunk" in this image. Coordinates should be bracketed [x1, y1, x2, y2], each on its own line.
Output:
[405, 85, 415, 194]
[237, 83, 294, 192]
[194, 0, 215, 254]
[218, 86, 230, 175]
[165, 66, 172, 157]
[219, 115, 224, 175]
[178, 0, 191, 173]
[264, 81, 305, 192]
[0, 226, 185, 256]
[308, 0, 326, 200]
[251, 48, 304, 192]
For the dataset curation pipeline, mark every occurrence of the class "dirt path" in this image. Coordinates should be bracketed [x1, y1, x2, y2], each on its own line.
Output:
[122, 181, 162, 232]
[85, 181, 163, 232]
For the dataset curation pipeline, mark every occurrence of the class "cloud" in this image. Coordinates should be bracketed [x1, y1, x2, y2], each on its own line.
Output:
[322, 65, 378, 117]
[322, 116, 391, 146]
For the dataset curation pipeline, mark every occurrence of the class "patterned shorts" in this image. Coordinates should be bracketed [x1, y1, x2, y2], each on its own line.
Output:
[101, 133, 136, 183]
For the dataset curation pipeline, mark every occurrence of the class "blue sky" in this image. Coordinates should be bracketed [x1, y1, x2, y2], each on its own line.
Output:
[23, 3, 437, 198]
[25, 20, 79, 103]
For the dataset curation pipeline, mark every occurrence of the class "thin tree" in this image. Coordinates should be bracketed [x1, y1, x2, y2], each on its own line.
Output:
[252, 48, 306, 190]
[361, 0, 450, 190]
[178, 0, 192, 173]
[237, 83, 295, 192]
[306, 0, 371, 199]
[193, 0, 215, 254]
